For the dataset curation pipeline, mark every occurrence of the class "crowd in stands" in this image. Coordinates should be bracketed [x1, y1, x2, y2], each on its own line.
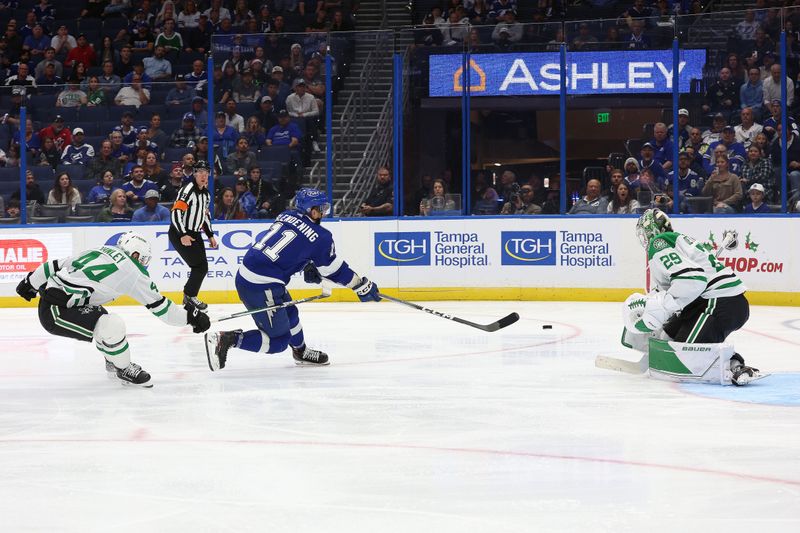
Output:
[410, 0, 710, 51]
[403, 1, 800, 216]
[0, 0, 359, 222]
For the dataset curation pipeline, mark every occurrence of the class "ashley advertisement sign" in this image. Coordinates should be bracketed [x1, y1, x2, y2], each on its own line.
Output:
[429, 49, 707, 97]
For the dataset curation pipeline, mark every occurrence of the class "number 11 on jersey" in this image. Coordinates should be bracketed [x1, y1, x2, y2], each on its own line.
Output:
[253, 223, 297, 262]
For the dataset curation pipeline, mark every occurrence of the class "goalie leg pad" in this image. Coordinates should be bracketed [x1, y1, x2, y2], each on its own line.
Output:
[647, 338, 737, 385]
[94, 314, 131, 370]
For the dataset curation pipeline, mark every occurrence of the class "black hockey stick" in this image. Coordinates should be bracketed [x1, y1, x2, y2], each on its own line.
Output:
[378, 293, 519, 332]
[212, 286, 333, 323]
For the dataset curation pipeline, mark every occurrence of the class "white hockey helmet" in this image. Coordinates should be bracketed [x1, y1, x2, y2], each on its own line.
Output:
[117, 231, 152, 268]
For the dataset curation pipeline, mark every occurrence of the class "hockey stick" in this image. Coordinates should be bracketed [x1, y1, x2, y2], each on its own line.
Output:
[212, 285, 333, 323]
[594, 232, 737, 374]
[378, 293, 519, 332]
[595, 352, 649, 374]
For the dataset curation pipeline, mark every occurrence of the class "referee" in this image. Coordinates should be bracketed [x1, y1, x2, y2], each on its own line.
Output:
[169, 159, 217, 310]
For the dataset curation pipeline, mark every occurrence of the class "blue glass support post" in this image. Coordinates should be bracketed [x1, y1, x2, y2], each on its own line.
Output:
[460, 48, 471, 215]
[206, 56, 215, 215]
[559, 41, 567, 214]
[780, 30, 788, 212]
[463, 48, 471, 215]
[392, 53, 402, 217]
[326, 50, 334, 214]
[20, 106, 27, 224]
[672, 37, 680, 215]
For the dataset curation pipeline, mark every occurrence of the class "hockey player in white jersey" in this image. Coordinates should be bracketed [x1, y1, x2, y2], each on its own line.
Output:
[15, 232, 211, 387]
[622, 209, 762, 385]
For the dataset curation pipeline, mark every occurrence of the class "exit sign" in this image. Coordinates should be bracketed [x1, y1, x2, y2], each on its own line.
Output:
[597, 112, 610, 124]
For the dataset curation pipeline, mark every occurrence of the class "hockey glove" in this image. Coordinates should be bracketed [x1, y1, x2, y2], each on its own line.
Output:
[303, 262, 323, 284]
[185, 303, 211, 333]
[353, 277, 381, 302]
[15, 273, 38, 301]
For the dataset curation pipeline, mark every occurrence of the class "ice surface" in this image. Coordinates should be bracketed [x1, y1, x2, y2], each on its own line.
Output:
[0, 301, 798, 532]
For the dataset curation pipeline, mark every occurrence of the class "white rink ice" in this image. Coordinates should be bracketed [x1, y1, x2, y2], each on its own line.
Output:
[1, 300, 799, 532]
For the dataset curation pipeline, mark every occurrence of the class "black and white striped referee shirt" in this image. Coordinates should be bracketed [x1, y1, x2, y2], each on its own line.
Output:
[170, 181, 213, 236]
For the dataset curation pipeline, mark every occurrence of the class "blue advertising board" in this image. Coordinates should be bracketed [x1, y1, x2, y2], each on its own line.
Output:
[429, 49, 706, 97]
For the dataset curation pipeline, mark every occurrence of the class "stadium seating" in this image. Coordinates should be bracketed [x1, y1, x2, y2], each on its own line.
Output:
[75, 204, 105, 218]
[38, 204, 71, 223]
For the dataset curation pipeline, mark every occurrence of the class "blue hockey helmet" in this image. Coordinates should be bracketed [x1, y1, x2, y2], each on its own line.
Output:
[295, 188, 331, 216]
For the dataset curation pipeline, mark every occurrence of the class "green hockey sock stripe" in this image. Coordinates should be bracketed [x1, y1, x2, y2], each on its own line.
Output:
[152, 299, 172, 317]
[96, 342, 129, 356]
[51, 307, 93, 338]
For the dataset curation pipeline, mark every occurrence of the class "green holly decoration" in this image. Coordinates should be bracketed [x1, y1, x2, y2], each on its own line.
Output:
[745, 232, 759, 252]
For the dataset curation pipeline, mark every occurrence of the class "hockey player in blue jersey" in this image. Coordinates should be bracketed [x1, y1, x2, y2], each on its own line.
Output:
[204, 188, 381, 369]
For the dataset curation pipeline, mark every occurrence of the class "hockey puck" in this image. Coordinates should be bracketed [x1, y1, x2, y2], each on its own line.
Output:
[542, 324, 553, 330]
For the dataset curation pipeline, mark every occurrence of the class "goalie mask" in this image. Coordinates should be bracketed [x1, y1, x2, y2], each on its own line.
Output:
[636, 208, 673, 248]
[117, 231, 152, 268]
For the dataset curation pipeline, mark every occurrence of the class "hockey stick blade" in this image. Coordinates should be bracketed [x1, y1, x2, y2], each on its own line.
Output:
[379, 293, 519, 332]
[595, 354, 649, 374]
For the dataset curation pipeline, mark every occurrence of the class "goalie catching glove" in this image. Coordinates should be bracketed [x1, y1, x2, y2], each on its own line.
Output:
[623, 290, 681, 333]
[353, 277, 381, 302]
[15, 273, 38, 301]
[185, 303, 210, 333]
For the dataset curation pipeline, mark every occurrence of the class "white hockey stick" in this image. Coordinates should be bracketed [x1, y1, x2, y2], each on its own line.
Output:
[212, 285, 333, 323]
[595, 232, 736, 374]
[595, 352, 649, 374]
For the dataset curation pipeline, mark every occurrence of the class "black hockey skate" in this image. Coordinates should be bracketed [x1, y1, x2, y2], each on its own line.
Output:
[183, 294, 208, 311]
[730, 353, 762, 386]
[115, 363, 152, 388]
[292, 344, 329, 366]
[204, 330, 242, 371]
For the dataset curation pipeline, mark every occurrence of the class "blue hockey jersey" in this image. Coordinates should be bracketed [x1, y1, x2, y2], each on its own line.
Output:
[239, 209, 357, 286]
[61, 143, 95, 165]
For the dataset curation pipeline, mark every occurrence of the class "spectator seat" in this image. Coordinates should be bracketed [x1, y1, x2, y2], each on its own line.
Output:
[29, 216, 59, 224]
[38, 203, 71, 222]
[0, 217, 21, 224]
[75, 203, 105, 218]
[56, 164, 88, 181]
[65, 215, 95, 223]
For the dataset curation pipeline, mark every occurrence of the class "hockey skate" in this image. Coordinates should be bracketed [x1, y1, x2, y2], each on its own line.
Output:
[730, 354, 764, 386]
[105, 360, 121, 380]
[204, 330, 242, 371]
[183, 294, 208, 311]
[292, 344, 329, 366]
[115, 363, 152, 388]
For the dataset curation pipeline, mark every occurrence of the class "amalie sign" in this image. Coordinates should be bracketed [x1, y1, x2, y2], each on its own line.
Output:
[428, 49, 707, 97]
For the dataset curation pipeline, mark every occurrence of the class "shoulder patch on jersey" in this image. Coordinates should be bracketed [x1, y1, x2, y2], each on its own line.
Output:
[647, 232, 678, 259]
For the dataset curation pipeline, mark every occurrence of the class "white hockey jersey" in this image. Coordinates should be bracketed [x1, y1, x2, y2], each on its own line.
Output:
[647, 231, 746, 304]
[29, 245, 187, 327]
[635, 231, 746, 333]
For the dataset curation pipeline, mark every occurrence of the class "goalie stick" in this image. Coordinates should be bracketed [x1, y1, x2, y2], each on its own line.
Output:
[378, 293, 519, 332]
[595, 232, 736, 374]
[212, 285, 333, 323]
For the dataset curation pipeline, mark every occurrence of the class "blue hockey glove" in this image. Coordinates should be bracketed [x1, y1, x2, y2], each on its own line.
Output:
[303, 262, 322, 284]
[353, 277, 381, 302]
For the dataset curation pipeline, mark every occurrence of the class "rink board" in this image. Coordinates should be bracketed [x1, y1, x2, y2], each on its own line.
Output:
[0, 217, 797, 306]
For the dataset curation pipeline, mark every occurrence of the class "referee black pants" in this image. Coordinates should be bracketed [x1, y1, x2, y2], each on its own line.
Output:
[168, 227, 208, 298]
[663, 293, 750, 344]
